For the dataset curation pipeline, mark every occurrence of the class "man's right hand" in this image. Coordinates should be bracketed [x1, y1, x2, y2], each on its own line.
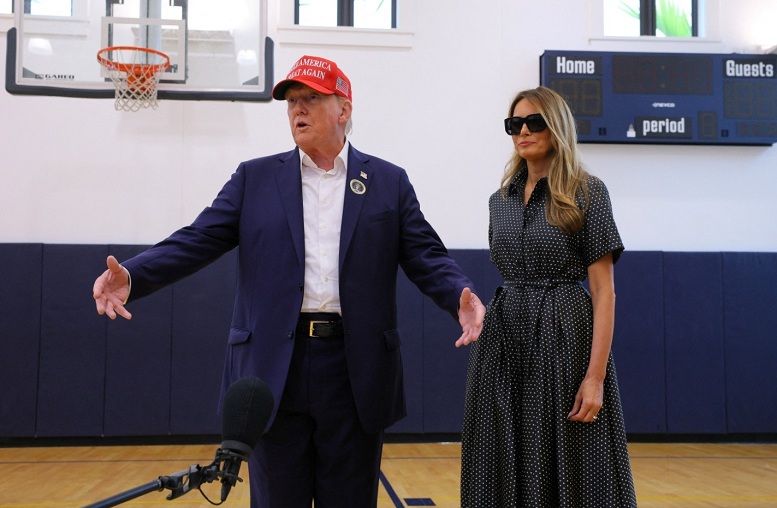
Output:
[93, 255, 132, 320]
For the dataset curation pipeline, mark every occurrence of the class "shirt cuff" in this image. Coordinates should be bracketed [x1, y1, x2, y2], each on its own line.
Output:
[122, 267, 132, 305]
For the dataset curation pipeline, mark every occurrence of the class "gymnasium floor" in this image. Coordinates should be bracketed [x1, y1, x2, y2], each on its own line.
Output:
[1, 441, 776, 507]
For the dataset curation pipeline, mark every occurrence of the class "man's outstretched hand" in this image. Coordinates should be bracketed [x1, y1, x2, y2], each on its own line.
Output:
[93, 255, 132, 320]
[455, 287, 485, 347]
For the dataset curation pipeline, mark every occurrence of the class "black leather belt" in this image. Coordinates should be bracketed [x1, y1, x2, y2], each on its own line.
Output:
[297, 313, 343, 338]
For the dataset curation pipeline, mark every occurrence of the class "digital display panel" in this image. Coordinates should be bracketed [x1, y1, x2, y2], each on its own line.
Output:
[540, 50, 777, 145]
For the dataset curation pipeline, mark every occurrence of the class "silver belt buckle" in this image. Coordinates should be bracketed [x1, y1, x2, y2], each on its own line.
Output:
[309, 321, 326, 338]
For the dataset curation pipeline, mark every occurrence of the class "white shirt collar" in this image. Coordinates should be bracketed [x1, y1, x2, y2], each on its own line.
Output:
[299, 140, 350, 174]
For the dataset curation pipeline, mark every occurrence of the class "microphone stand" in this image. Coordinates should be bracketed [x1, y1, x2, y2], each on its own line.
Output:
[82, 449, 246, 507]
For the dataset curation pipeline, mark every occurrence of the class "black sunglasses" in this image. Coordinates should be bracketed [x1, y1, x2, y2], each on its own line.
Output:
[504, 114, 548, 135]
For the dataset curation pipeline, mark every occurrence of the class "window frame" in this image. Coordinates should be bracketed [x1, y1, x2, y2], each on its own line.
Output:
[277, 0, 413, 49]
[590, 0, 720, 43]
[637, 0, 698, 37]
[294, 0, 397, 29]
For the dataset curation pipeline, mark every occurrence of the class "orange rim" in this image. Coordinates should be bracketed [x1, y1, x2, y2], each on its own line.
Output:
[96, 46, 170, 74]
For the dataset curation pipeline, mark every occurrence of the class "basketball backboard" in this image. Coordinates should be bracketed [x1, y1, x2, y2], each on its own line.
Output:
[5, 0, 274, 101]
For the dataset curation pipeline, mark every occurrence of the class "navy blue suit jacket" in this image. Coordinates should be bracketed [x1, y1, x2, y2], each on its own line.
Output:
[122, 144, 473, 433]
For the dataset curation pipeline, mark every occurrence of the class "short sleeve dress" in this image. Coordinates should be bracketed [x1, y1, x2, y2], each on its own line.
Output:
[460, 167, 637, 507]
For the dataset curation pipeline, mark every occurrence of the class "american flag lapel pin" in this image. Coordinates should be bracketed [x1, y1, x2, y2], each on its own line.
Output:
[360, 171, 367, 180]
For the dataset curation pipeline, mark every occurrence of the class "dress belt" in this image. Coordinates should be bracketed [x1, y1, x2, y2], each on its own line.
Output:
[503, 279, 580, 289]
[297, 313, 344, 338]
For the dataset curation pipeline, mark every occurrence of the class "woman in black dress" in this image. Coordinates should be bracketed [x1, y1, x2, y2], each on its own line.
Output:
[461, 86, 637, 507]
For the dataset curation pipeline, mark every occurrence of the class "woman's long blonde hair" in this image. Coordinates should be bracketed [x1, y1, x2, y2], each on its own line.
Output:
[501, 86, 589, 234]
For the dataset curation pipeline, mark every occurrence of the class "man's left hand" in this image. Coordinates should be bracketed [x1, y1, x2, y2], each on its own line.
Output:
[455, 287, 485, 347]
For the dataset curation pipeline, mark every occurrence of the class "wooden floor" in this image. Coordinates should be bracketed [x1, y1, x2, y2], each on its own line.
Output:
[1, 441, 776, 507]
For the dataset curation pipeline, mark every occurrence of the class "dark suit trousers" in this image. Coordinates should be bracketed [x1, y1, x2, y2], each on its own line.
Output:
[249, 320, 384, 508]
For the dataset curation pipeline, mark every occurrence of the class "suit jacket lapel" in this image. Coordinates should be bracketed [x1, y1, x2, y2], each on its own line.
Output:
[340, 145, 370, 271]
[275, 149, 305, 270]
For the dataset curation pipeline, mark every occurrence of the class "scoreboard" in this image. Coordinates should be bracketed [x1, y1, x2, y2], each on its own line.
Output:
[539, 50, 777, 146]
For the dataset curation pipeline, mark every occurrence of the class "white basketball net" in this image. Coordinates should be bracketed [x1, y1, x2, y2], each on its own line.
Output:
[98, 47, 170, 112]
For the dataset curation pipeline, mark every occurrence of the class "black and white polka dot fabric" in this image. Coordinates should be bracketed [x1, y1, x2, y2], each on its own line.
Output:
[461, 166, 637, 507]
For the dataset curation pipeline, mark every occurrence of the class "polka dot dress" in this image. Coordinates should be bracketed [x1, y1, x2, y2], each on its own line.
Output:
[461, 166, 637, 507]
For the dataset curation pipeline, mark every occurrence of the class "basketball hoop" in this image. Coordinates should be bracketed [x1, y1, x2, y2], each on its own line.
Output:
[97, 46, 170, 112]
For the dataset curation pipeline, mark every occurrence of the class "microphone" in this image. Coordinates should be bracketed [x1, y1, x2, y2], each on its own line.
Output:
[218, 376, 275, 502]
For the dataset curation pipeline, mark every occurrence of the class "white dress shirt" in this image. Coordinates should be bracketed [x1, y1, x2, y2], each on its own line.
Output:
[299, 141, 349, 314]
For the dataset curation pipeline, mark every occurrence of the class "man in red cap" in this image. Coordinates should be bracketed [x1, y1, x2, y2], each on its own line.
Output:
[93, 54, 485, 507]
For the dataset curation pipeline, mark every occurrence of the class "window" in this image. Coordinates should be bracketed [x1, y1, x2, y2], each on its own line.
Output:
[1, 0, 72, 15]
[604, 0, 699, 37]
[296, 0, 396, 29]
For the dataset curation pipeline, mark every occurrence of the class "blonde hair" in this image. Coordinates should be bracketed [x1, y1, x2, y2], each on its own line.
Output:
[501, 86, 589, 234]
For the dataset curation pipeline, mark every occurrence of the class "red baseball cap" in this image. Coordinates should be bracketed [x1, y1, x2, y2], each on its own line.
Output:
[272, 55, 352, 102]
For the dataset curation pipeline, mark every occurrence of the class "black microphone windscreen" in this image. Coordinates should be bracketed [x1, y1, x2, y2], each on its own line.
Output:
[221, 377, 274, 449]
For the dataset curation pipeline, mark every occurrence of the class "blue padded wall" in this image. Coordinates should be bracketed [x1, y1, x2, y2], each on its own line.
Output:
[663, 252, 726, 433]
[1, 246, 776, 439]
[169, 250, 237, 435]
[0, 244, 42, 437]
[37, 245, 108, 437]
[723, 252, 777, 433]
[387, 270, 426, 433]
[104, 245, 173, 436]
[610, 251, 667, 434]
[422, 250, 490, 433]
